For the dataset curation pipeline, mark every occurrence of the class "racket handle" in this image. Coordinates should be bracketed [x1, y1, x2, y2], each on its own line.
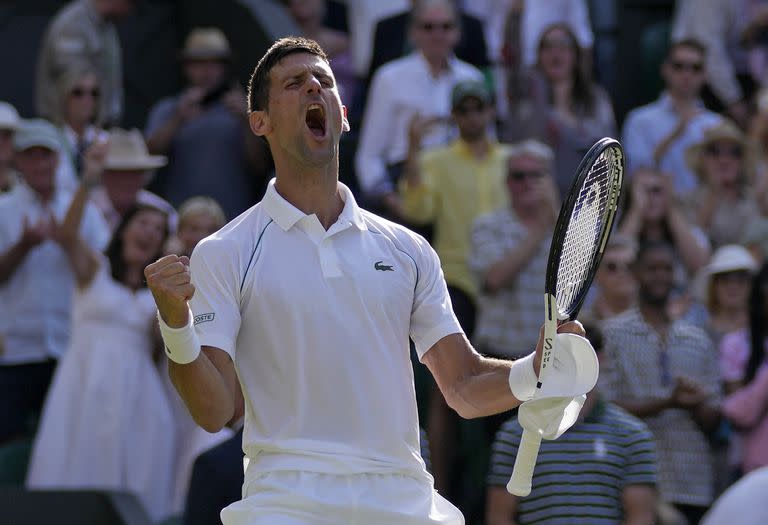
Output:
[506, 428, 542, 497]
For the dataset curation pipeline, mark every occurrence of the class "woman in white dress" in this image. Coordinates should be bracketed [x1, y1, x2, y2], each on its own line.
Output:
[26, 144, 176, 523]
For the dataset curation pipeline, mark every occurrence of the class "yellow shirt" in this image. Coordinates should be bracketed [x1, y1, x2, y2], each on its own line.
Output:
[399, 140, 509, 299]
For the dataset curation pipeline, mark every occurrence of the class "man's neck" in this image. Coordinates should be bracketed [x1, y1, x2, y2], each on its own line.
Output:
[667, 91, 698, 112]
[273, 157, 344, 230]
[638, 301, 670, 333]
[460, 136, 490, 159]
[594, 294, 633, 318]
[422, 52, 451, 78]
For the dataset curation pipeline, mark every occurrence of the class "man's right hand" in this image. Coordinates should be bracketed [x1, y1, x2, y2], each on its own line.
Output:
[20, 214, 53, 249]
[176, 87, 204, 123]
[144, 254, 195, 328]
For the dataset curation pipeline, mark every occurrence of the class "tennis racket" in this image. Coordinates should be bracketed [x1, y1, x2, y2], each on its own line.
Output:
[506, 137, 624, 496]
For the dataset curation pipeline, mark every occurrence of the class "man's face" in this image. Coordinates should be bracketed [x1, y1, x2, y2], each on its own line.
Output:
[506, 154, 550, 208]
[15, 147, 58, 197]
[184, 59, 228, 91]
[252, 52, 348, 167]
[452, 96, 491, 142]
[662, 46, 706, 98]
[103, 169, 147, 212]
[596, 246, 636, 300]
[410, 4, 460, 63]
[634, 247, 676, 306]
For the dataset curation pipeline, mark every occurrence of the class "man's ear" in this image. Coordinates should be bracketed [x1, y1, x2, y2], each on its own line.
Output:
[249, 110, 271, 137]
[342, 105, 351, 132]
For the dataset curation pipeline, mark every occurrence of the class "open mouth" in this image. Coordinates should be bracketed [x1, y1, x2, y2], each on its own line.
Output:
[305, 103, 326, 138]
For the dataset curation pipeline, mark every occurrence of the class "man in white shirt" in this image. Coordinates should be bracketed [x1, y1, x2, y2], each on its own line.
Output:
[355, 0, 483, 220]
[0, 119, 109, 443]
[145, 37, 585, 524]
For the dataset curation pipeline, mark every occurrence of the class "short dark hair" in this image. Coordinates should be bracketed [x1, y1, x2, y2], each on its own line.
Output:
[666, 38, 707, 61]
[247, 37, 329, 113]
[633, 239, 675, 267]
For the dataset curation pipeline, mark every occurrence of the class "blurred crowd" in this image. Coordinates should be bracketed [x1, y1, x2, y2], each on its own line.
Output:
[4, 0, 768, 524]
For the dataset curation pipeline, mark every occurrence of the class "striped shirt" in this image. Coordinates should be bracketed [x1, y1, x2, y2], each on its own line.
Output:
[488, 400, 657, 524]
[470, 207, 550, 358]
[600, 308, 722, 506]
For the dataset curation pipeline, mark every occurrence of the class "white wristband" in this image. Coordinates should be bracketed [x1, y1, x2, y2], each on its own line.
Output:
[508, 352, 538, 402]
[157, 308, 201, 364]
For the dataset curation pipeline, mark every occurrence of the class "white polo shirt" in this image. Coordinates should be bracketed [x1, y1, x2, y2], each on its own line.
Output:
[189, 179, 462, 479]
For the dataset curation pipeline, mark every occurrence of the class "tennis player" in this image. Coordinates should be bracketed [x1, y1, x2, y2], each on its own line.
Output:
[144, 37, 584, 525]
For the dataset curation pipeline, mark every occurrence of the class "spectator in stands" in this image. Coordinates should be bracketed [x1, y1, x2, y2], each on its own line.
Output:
[601, 240, 722, 525]
[701, 466, 768, 525]
[486, 323, 658, 525]
[26, 148, 175, 521]
[742, 218, 768, 264]
[36, 0, 134, 126]
[286, 0, 357, 103]
[470, 139, 558, 441]
[90, 128, 176, 232]
[50, 64, 107, 191]
[165, 197, 226, 257]
[355, 0, 483, 219]
[502, 23, 616, 197]
[146, 28, 270, 219]
[368, 0, 489, 79]
[622, 39, 723, 196]
[618, 168, 711, 281]
[0, 119, 109, 444]
[398, 79, 509, 499]
[684, 120, 762, 249]
[580, 233, 638, 324]
[0, 102, 20, 193]
[672, 0, 763, 127]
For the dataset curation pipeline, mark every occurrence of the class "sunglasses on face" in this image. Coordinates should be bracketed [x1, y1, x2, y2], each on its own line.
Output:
[508, 170, 545, 181]
[419, 21, 456, 32]
[603, 260, 631, 273]
[705, 143, 742, 158]
[714, 270, 751, 283]
[454, 102, 486, 116]
[71, 87, 100, 98]
[540, 37, 574, 50]
[669, 60, 704, 73]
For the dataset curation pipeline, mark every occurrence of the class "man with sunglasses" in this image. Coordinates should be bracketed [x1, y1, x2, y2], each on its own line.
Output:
[470, 139, 559, 439]
[622, 39, 723, 195]
[397, 79, 509, 504]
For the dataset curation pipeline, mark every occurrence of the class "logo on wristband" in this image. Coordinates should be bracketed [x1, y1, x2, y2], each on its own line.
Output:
[194, 312, 215, 325]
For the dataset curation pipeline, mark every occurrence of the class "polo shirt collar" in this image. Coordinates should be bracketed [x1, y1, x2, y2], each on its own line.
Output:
[415, 51, 461, 78]
[262, 178, 367, 233]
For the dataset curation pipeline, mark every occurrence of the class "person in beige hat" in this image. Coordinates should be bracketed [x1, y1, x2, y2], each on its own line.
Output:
[145, 27, 268, 219]
[0, 101, 20, 193]
[87, 128, 176, 232]
[684, 119, 762, 250]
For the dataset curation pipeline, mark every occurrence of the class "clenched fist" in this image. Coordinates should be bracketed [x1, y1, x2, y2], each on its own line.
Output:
[144, 254, 195, 328]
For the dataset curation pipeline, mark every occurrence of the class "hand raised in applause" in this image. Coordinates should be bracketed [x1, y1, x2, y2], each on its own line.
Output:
[144, 254, 195, 328]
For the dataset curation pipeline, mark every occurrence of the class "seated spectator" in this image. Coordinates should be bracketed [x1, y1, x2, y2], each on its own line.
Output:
[0, 102, 20, 193]
[601, 240, 722, 524]
[36, 0, 134, 126]
[618, 168, 711, 286]
[0, 119, 109, 444]
[580, 233, 638, 324]
[367, 0, 489, 79]
[355, 0, 483, 219]
[286, 0, 357, 103]
[90, 128, 177, 232]
[684, 120, 762, 249]
[165, 196, 226, 257]
[622, 39, 723, 196]
[145, 28, 270, 219]
[502, 22, 616, 197]
[26, 147, 175, 522]
[50, 64, 107, 190]
[486, 323, 658, 525]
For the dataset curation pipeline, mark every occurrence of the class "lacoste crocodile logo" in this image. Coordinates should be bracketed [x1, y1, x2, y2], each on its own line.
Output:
[374, 261, 394, 272]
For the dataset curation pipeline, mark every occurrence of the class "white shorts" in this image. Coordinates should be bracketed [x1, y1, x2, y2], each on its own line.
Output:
[220, 470, 464, 525]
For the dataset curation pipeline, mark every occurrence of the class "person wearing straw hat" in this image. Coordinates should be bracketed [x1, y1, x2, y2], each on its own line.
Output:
[89, 128, 176, 232]
[145, 27, 268, 220]
[0, 118, 110, 443]
[684, 119, 762, 250]
[0, 101, 20, 193]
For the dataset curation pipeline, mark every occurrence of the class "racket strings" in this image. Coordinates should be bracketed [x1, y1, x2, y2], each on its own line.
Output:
[556, 148, 620, 316]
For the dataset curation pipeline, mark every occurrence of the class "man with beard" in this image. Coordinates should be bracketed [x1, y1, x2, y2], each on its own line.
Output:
[600, 241, 722, 524]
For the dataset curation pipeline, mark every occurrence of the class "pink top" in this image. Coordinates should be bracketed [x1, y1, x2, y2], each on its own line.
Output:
[720, 330, 768, 472]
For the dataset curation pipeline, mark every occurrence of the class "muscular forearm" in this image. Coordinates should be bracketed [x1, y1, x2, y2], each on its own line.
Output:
[452, 355, 522, 419]
[169, 348, 236, 432]
[0, 240, 32, 284]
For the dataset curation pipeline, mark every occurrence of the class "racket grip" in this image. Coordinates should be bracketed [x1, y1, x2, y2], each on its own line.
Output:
[506, 428, 542, 497]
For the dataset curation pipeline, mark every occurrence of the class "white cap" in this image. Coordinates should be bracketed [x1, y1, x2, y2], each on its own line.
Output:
[0, 102, 20, 131]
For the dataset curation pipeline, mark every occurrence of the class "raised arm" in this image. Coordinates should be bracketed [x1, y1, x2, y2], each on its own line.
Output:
[145, 254, 239, 432]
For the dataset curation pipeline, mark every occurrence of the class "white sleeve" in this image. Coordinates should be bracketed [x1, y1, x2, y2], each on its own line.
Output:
[355, 68, 396, 197]
[409, 236, 463, 360]
[188, 237, 242, 358]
